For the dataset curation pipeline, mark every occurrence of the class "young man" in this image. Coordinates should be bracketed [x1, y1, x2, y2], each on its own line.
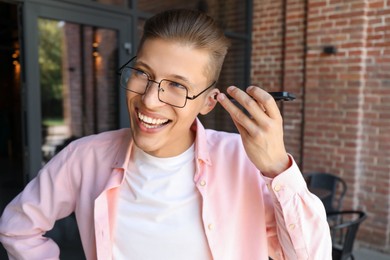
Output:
[0, 9, 331, 259]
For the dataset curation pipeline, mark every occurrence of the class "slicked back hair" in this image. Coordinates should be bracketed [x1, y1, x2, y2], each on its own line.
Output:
[138, 9, 230, 82]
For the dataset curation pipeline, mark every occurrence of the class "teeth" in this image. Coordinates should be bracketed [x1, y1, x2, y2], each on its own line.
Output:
[138, 112, 169, 127]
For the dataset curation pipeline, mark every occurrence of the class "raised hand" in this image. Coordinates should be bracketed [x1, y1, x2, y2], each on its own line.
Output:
[216, 86, 291, 178]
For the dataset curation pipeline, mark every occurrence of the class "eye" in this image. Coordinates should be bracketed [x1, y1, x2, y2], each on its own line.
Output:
[132, 68, 149, 79]
[166, 80, 186, 90]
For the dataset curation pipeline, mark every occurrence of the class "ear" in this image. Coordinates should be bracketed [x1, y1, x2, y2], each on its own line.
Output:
[199, 88, 220, 115]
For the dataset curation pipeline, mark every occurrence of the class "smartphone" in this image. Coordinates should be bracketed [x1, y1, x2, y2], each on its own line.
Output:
[269, 91, 296, 101]
[221, 91, 296, 103]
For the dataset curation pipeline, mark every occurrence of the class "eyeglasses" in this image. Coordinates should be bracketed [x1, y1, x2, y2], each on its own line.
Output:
[117, 56, 216, 108]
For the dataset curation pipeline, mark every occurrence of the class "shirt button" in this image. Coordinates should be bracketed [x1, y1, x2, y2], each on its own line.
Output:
[200, 180, 206, 186]
[208, 223, 214, 230]
[289, 224, 295, 230]
[274, 184, 281, 192]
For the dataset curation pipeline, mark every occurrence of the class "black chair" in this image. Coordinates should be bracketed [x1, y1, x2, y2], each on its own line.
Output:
[327, 211, 367, 260]
[303, 172, 347, 213]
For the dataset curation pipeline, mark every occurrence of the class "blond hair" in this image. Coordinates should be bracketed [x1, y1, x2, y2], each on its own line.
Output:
[138, 9, 230, 82]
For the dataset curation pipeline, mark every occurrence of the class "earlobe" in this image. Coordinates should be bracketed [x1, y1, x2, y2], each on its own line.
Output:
[200, 89, 220, 115]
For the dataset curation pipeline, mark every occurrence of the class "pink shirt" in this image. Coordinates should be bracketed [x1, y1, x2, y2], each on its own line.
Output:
[0, 119, 331, 260]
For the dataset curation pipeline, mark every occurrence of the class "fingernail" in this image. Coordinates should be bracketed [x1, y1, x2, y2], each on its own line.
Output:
[227, 86, 235, 92]
[217, 93, 226, 101]
[247, 86, 254, 91]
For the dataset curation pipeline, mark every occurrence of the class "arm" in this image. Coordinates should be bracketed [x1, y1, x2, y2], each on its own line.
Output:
[217, 86, 332, 259]
[263, 158, 332, 259]
[0, 147, 76, 260]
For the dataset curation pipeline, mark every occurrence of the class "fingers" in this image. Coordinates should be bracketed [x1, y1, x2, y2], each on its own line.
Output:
[216, 92, 256, 132]
[217, 86, 283, 136]
[220, 86, 281, 121]
[224, 86, 267, 124]
[244, 86, 282, 120]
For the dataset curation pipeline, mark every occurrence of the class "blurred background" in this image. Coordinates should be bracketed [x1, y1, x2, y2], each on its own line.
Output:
[0, 0, 389, 259]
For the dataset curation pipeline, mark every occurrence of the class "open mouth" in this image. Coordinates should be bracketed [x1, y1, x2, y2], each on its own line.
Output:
[137, 111, 170, 129]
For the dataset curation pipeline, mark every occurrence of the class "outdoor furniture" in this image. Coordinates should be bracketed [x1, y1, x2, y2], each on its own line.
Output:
[303, 172, 347, 213]
[327, 210, 367, 260]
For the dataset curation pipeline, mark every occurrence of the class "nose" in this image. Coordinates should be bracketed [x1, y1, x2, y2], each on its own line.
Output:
[141, 80, 165, 108]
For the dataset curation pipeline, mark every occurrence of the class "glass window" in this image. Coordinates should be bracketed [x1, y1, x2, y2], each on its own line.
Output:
[38, 18, 119, 163]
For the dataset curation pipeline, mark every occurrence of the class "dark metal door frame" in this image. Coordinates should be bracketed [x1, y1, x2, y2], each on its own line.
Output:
[22, 0, 132, 180]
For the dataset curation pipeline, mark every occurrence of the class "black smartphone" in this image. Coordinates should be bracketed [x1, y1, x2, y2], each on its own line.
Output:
[221, 91, 296, 103]
[269, 91, 296, 101]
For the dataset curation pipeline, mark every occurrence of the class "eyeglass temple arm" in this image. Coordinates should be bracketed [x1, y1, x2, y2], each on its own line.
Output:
[186, 81, 217, 100]
[116, 56, 137, 75]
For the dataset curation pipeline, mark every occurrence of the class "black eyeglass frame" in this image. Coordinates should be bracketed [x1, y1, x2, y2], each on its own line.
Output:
[117, 56, 217, 108]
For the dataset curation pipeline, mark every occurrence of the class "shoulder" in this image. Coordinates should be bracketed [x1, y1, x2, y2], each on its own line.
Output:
[57, 128, 131, 164]
[68, 129, 130, 151]
[53, 129, 131, 183]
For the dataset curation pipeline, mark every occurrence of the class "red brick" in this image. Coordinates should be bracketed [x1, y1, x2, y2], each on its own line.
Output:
[252, 0, 390, 253]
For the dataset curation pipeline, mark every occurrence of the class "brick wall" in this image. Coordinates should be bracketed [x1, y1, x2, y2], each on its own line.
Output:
[252, 0, 390, 253]
[359, 0, 390, 250]
[252, 0, 306, 164]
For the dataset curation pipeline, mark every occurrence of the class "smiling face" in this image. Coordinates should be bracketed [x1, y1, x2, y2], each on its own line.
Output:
[126, 38, 219, 157]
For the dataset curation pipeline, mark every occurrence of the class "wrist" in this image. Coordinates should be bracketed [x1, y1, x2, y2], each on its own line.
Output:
[262, 154, 291, 178]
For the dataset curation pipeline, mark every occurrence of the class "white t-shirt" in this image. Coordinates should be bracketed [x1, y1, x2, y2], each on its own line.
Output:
[112, 144, 212, 259]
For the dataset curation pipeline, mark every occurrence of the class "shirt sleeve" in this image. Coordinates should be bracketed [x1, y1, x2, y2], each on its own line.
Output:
[262, 155, 332, 260]
[0, 146, 76, 260]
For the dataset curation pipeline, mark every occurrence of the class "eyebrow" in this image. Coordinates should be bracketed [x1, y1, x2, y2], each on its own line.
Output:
[135, 60, 194, 87]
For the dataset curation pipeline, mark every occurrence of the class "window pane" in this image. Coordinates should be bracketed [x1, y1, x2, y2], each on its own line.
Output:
[38, 19, 119, 164]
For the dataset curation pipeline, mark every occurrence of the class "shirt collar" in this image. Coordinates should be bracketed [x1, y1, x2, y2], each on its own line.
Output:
[192, 118, 212, 166]
[112, 130, 133, 170]
[112, 117, 212, 170]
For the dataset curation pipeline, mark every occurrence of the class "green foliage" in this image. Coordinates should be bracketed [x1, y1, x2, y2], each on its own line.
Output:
[38, 19, 63, 118]
[42, 117, 65, 126]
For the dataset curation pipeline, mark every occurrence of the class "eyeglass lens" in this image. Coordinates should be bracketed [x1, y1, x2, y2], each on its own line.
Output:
[120, 67, 188, 107]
